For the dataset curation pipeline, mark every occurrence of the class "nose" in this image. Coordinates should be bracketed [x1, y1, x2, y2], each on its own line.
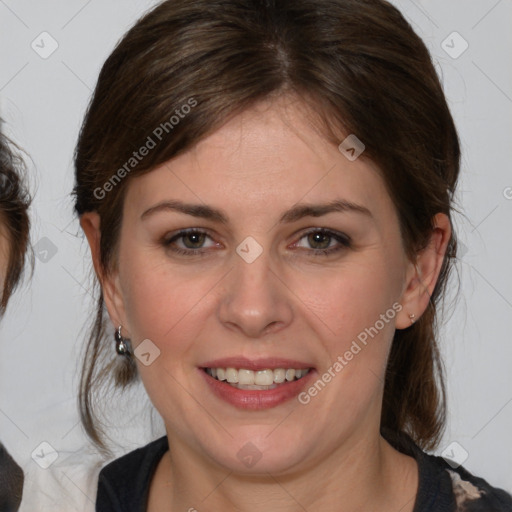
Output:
[217, 248, 294, 339]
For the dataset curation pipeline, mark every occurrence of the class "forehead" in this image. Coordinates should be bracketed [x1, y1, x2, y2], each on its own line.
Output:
[125, 96, 394, 224]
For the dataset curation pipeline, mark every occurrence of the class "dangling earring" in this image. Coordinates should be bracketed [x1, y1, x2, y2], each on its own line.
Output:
[115, 325, 132, 356]
[409, 313, 416, 325]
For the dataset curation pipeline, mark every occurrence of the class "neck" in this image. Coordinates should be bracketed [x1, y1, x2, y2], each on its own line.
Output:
[149, 426, 418, 512]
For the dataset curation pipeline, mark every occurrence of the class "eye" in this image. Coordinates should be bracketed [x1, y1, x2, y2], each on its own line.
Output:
[162, 229, 218, 255]
[293, 228, 351, 256]
[161, 228, 351, 258]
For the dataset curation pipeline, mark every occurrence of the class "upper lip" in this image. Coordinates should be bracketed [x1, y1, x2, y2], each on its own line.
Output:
[201, 357, 314, 371]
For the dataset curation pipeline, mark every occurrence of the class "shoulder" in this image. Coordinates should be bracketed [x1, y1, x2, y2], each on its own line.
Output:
[437, 460, 512, 512]
[96, 436, 169, 512]
[19, 444, 101, 512]
[382, 428, 512, 512]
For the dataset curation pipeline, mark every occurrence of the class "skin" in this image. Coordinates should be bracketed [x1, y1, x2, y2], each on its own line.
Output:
[82, 94, 451, 511]
[0, 217, 10, 299]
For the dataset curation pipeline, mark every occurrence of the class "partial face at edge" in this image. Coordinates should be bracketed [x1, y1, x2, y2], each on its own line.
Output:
[0, 217, 11, 303]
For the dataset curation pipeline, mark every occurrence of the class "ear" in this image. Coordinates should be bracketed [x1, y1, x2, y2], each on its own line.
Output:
[395, 213, 452, 329]
[80, 212, 129, 334]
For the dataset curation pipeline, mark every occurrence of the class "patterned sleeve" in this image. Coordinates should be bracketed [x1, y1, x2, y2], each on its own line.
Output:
[446, 468, 512, 511]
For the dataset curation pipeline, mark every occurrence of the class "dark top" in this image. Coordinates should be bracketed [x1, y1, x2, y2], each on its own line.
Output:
[96, 430, 512, 511]
[0, 443, 23, 512]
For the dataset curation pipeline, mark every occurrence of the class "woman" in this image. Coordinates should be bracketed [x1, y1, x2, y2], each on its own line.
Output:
[74, 0, 512, 510]
[0, 124, 31, 511]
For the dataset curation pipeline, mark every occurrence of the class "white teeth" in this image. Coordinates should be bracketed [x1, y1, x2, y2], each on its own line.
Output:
[254, 369, 274, 386]
[206, 367, 310, 385]
[273, 368, 286, 383]
[285, 369, 296, 381]
[226, 367, 238, 383]
[238, 369, 254, 385]
[235, 383, 277, 390]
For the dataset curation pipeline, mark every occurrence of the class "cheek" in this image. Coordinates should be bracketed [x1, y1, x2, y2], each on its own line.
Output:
[119, 253, 219, 351]
[295, 260, 402, 341]
[118, 225, 405, 367]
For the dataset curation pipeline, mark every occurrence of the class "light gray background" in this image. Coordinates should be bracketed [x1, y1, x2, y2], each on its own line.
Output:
[0, 0, 511, 509]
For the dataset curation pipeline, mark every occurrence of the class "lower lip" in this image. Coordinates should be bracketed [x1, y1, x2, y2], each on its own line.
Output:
[199, 369, 316, 410]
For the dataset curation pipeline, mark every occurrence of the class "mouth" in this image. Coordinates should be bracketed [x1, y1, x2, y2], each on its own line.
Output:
[199, 359, 316, 409]
[203, 367, 311, 390]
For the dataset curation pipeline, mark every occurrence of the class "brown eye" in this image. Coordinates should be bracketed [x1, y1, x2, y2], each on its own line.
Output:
[307, 232, 332, 250]
[294, 229, 351, 256]
[181, 232, 207, 249]
[162, 229, 217, 256]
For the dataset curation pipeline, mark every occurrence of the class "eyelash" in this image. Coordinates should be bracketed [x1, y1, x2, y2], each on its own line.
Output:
[162, 228, 351, 257]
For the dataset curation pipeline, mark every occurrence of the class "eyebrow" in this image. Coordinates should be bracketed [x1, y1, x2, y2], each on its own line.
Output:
[140, 199, 373, 223]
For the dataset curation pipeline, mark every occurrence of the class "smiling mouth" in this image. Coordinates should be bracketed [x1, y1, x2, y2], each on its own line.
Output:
[203, 367, 312, 390]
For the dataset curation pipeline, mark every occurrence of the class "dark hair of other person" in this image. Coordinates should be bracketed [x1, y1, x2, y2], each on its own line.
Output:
[0, 123, 31, 512]
[0, 126, 31, 314]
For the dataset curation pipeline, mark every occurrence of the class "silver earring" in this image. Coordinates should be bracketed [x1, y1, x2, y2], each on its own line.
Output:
[115, 325, 132, 356]
[409, 313, 416, 325]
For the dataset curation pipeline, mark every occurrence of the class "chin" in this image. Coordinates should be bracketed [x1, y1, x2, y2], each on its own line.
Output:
[203, 425, 313, 475]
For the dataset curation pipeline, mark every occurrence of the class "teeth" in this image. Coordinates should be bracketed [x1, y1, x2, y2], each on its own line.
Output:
[273, 368, 286, 383]
[206, 367, 310, 385]
[238, 369, 254, 385]
[285, 369, 296, 381]
[254, 369, 274, 386]
[232, 383, 278, 390]
[226, 367, 238, 383]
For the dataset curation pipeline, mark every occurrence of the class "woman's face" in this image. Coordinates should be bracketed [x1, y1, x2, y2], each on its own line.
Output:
[99, 96, 433, 474]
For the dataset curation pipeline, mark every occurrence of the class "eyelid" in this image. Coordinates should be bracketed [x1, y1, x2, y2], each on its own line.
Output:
[294, 227, 351, 243]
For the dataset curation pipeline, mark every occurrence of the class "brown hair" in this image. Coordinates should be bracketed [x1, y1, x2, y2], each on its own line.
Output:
[0, 125, 31, 314]
[74, 0, 460, 454]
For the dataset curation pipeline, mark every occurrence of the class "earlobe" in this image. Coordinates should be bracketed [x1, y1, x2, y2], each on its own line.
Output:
[396, 213, 452, 329]
[80, 212, 128, 333]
